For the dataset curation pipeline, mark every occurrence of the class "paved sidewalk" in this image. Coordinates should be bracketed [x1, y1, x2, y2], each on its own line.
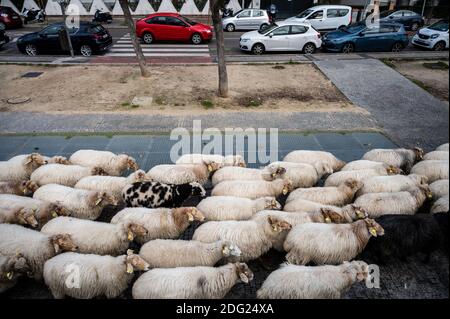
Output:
[315, 59, 449, 151]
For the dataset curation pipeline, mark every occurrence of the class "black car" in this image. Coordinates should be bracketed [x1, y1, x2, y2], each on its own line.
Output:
[0, 27, 9, 49]
[17, 22, 112, 56]
[379, 10, 424, 31]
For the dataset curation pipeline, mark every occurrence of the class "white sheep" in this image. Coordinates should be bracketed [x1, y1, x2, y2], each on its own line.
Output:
[341, 160, 402, 173]
[33, 184, 118, 220]
[211, 179, 293, 199]
[0, 153, 46, 182]
[0, 253, 29, 294]
[354, 186, 431, 218]
[69, 150, 139, 176]
[257, 261, 369, 299]
[283, 150, 346, 171]
[196, 196, 281, 221]
[192, 216, 292, 262]
[431, 195, 449, 214]
[43, 156, 70, 165]
[0, 194, 69, 228]
[362, 147, 424, 172]
[211, 166, 282, 186]
[148, 163, 219, 185]
[139, 239, 242, 268]
[176, 154, 246, 167]
[436, 143, 449, 151]
[41, 216, 148, 256]
[262, 161, 333, 188]
[283, 199, 368, 222]
[110, 207, 205, 244]
[0, 206, 38, 228]
[356, 174, 429, 196]
[411, 160, 449, 183]
[43, 250, 149, 299]
[284, 219, 384, 265]
[30, 164, 106, 187]
[0, 180, 39, 196]
[132, 262, 253, 299]
[286, 179, 362, 206]
[429, 179, 449, 200]
[74, 170, 148, 202]
[424, 151, 449, 161]
[0, 224, 77, 280]
[324, 168, 400, 187]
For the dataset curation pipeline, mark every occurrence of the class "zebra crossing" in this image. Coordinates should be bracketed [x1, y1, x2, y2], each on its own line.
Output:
[105, 33, 211, 58]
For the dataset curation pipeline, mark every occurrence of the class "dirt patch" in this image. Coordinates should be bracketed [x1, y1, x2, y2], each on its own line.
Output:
[387, 59, 449, 102]
[0, 64, 363, 114]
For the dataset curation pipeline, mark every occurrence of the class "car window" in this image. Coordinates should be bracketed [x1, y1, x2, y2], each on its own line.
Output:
[166, 17, 187, 27]
[237, 10, 251, 18]
[253, 10, 264, 17]
[392, 11, 403, 18]
[89, 25, 106, 33]
[380, 26, 395, 33]
[146, 16, 167, 25]
[364, 25, 380, 34]
[308, 10, 323, 20]
[41, 25, 63, 36]
[429, 20, 449, 32]
[272, 26, 290, 36]
[290, 25, 308, 34]
[327, 9, 349, 18]
[67, 27, 79, 34]
[403, 11, 414, 17]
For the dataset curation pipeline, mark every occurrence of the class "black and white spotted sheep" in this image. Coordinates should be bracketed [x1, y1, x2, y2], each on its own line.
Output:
[122, 181, 206, 208]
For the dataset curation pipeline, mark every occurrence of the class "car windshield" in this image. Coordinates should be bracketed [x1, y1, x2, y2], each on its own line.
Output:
[259, 23, 278, 34]
[339, 22, 365, 33]
[180, 15, 197, 26]
[428, 20, 449, 32]
[296, 9, 313, 18]
[232, 10, 243, 17]
[379, 10, 395, 18]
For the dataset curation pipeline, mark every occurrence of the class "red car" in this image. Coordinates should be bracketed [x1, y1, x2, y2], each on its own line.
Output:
[136, 13, 213, 45]
[0, 6, 22, 29]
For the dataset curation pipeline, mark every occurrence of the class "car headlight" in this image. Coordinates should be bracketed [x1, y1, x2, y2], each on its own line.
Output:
[431, 34, 440, 39]
[240, 38, 250, 42]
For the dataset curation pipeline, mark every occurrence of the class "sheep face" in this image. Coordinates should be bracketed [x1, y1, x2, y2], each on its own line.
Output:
[16, 208, 39, 228]
[19, 180, 39, 196]
[344, 261, 369, 282]
[184, 207, 206, 223]
[364, 219, 385, 237]
[263, 165, 286, 181]
[263, 197, 282, 210]
[387, 165, 403, 175]
[51, 234, 78, 254]
[93, 192, 119, 207]
[320, 208, 348, 224]
[418, 184, 433, 201]
[127, 224, 148, 242]
[222, 242, 242, 258]
[50, 203, 70, 218]
[414, 147, 424, 161]
[203, 160, 222, 173]
[344, 179, 363, 192]
[1, 254, 29, 282]
[190, 182, 206, 197]
[25, 153, 46, 168]
[267, 216, 292, 233]
[133, 170, 148, 182]
[351, 205, 368, 220]
[282, 179, 294, 195]
[126, 249, 150, 273]
[235, 263, 254, 284]
[126, 156, 139, 172]
[91, 167, 108, 176]
[50, 156, 70, 165]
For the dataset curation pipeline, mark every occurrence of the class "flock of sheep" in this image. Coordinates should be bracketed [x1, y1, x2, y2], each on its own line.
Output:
[0, 143, 448, 299]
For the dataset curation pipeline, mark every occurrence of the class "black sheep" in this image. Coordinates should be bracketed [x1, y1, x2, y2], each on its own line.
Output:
[122, 181, 206, 208]
[363, 214, 442, 264]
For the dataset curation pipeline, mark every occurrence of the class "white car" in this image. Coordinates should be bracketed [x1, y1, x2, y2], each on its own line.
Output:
[412, 19, 449, 51]
[285, 5, 352, 31]
[222, 9, 270, 32]
[239, 21, 322, 55]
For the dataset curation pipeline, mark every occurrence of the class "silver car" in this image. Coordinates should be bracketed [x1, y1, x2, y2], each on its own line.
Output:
[222, 9, 270, 32]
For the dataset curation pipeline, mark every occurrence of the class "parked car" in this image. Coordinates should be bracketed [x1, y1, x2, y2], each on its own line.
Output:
[136, 13, 213, 44]
[378, 10, 424, 31]
[285, 5, 352, 31]
[322, 22, 409, 53]
[0, 27, 9, 49]
[222, 9, 270, 32]
[0, 6, 23, 29]
[412, 19, 449, 51]
[17, 22, 112, 56]
[240, 21, 322, 55]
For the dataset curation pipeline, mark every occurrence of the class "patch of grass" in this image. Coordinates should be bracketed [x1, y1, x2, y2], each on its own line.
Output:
[272, 65, 286, 70]
[201, 99, 215, 109]
[237, 96, 264, 108]
[409, 77, 434, 93]
[121, 102, 130, 107]
[130, 104, 140, 108]
[423, 61, 449, 70]
[381, 59, 397, 69]
[154, 96, 167, 105]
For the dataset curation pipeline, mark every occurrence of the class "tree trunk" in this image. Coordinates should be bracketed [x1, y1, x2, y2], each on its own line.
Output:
[210, 0, 229, 98]
[59, 2, 74, 58]
[118, 0, 150, 77]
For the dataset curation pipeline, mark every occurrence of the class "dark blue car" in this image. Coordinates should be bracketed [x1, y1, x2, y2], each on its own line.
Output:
[379, 10, 424, 31]
[322, 22, 410, 53]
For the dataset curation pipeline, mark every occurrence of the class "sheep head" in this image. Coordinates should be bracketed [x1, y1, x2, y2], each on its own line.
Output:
[203, 160, 222, 173]
[221, 241, 242, 258]
[344, 179, 363, 192]
[184, 207, 205, 223]
[263, 197, 282, 210]
[351, 205, 368, 220]
[15, 208, 39, 228]
[263, 165, 286, 181]
[344, 260, 369, 282]
[267, 216, 292, 233]
[387, 165, 403, 175]
[49, 156, 70, 165]
[50, 234, 78, 254]
[364, 219, 384, 237]
[189, 182, 206, 197]
[49, 203, 70, 218]
[24, 153, 46, 168]
[418, 184, 433, 201]
[126, 223, 148, 242]
[282, 179, 293, 195]
[132, 170, 149, 182]
[91, 167, 108, 176]
[320, 208, 346, 224]
[20, 180, 39, 196]
[126, 156, 139, 171]
[125, 249, 149, 274]
[235, 263, 254, 284]
[1, 254, 29, 282]
[314, 162, 334, 177]
[94, 191, 119, 207]
[414, 147, 424, 161]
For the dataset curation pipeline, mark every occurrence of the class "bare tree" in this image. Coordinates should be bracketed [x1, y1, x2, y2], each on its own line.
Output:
[118, 0, 150, 77]
[210, 0, 229, 97]
[57, 0, 74, 58]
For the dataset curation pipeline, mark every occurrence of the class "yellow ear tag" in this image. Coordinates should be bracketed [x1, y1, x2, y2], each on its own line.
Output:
[369, 227, 377, 236]
[95, 198, 102, 206]
[357, 212, 365, 219]
[271, 173, 277, 178]
[23, 189, 28, 194]
[126, 263, 134, 274]
[6, 272, 13, 280]
[282, 188, 288, 195]
[325, 217, 331, 223]
[51, 211, 58, 218]
[127, 231, 134, 241]
[207, 164, 213, 172]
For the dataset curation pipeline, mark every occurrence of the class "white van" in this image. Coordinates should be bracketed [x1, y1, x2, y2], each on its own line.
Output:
[285, 5, 352, 31]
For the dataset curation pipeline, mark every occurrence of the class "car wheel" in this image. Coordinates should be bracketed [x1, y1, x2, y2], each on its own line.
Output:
[411, 22, 419, 31]
[433, 41, 446, 51]
[25, 44, 38, 56]
[142, 32, 153, 44]
[391, 42, 403, 52]
[341, 42, 354, 54]
[252, 43, 265, 55]
[303, 42, 316, 54]
[260, 23, 269, 31]
[80, 44, 93, 57]
[226, 24, 235, 32]
[191, 33, 202, 45]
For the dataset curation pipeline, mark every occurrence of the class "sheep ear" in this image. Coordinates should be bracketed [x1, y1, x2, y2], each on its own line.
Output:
[369, 227, 378, 237]
[126, 263, 134, 274]
[239, 273, 249, 284]
[25, 156, 33, 165]
[53, 242, 60, 254]
[187, 212, 194, 222]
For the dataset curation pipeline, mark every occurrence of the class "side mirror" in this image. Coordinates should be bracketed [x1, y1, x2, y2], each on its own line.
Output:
[269, 32, 274, 38]
[359, 31, 365, 36]
[39, 33, 46, 38]
[389, 16, 394, 19]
